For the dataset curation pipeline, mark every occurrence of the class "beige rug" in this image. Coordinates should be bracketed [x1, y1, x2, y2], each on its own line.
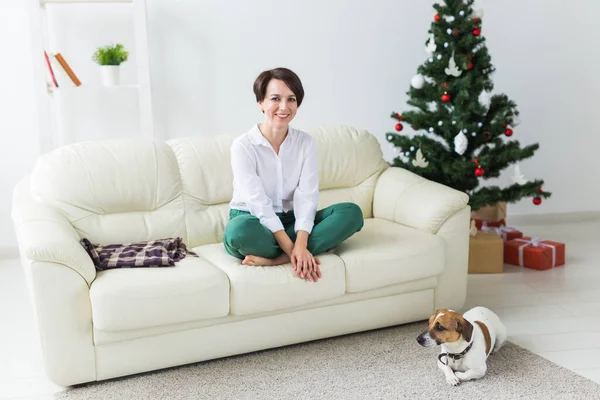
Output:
[56, 322, 600, 400]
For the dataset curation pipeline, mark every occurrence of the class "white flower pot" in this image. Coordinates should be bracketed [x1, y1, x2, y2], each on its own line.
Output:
[100, 65, 120, 86]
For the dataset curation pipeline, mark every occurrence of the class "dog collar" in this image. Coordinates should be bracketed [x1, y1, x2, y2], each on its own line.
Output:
[438, 341, 474, 366]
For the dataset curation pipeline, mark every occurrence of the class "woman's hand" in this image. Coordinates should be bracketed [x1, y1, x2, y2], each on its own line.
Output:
[273, 230, 295, 258]
[291, 245, 321, 282]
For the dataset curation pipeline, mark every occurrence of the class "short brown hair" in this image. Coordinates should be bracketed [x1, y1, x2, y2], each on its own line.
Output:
[253, 68, 305, 107]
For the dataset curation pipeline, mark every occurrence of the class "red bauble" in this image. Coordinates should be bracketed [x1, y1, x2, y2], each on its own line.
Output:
[441, 93, 451, 102]
[395, 123, 403, 132]
[505, 128, 513, 137]
[475, 167, 484, 177]
[467, 62, 474, 70]
[473, 28, 481, 36]
[434, 14, 441, 21]
[533, 197, 542, 205]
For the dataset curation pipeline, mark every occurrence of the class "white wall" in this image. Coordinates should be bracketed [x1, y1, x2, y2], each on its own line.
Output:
[0, 2, 40, 254]
[0, 0, 598, 249]
[148, 0, 598, 218]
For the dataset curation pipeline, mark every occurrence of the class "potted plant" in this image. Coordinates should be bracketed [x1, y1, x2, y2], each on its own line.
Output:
[92, 43, 129, 86]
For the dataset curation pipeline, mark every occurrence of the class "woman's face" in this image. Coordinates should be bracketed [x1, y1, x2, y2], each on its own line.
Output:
[259, 79, 298, 128]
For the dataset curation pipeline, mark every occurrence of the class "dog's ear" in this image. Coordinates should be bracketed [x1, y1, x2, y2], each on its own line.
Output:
[457, 317, 474, 342]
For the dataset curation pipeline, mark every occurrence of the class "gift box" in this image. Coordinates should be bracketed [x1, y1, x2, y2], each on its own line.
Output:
[480, 222, 523, 241]
[468, 231, 504, 274]
[471, 202, 507, 222]
[473, 218, 506, 231]
[504, 236, 566, 270]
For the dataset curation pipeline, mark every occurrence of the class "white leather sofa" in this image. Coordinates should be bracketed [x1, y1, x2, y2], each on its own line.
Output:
[12, 125, 470, 386]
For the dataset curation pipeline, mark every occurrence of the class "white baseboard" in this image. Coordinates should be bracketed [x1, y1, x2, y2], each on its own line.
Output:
[508, 211, 600, 225]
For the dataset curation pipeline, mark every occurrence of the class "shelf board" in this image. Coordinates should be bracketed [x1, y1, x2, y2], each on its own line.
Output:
[41, 0, 132, 4]
[48, 84, 139, 94]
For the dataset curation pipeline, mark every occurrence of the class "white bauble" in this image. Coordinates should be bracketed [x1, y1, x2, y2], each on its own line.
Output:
[411, 74, 425, 89]
[454, 132, 468, 155]
[479, 91, 492, 111]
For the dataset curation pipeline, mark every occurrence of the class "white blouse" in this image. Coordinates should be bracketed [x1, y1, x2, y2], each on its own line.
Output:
[229, 124, 319, 234]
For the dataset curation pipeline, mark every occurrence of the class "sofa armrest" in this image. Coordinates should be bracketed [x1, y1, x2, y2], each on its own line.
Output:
[373, 167, 469, 234]
[433, 206, 470, 310]
[12, 177, 96, 285]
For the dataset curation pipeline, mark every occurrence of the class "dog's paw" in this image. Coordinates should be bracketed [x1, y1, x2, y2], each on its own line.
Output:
[445, 373, 460, 386]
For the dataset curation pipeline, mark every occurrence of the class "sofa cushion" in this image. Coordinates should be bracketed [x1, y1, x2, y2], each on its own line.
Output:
[30, 140, 186, 246]
[194, 244, 346, 316]
[333, 218, 445, 293]
[90, 256, 230, 331]
[167, 126, 388, 249]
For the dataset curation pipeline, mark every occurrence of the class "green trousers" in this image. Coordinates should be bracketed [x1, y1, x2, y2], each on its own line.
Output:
[223, 202, 364, 259]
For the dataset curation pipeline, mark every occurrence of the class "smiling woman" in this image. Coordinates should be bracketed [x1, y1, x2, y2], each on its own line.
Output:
[222, 67, 364, 283]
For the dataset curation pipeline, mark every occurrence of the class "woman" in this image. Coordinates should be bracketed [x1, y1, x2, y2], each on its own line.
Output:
[223, 67, 364, 283]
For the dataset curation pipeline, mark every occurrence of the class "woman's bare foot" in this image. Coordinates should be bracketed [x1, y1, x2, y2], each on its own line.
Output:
[242, 254, 291, 266]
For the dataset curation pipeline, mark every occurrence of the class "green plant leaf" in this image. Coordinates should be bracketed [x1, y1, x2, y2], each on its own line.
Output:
[92, 43, 129, 66]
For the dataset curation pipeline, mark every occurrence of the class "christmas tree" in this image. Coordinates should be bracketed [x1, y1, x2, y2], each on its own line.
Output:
[385, 0, 551, 211]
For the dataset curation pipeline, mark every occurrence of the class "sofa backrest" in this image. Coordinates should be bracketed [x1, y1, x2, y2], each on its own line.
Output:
[30, 125, 388, 248]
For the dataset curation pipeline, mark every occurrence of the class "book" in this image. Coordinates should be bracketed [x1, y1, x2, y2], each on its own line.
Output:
[44, 50, 58, 88]
[54, 53, 81, 86]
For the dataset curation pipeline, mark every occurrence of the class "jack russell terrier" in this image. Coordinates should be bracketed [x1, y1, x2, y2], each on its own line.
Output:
[416, 306, 507, 386]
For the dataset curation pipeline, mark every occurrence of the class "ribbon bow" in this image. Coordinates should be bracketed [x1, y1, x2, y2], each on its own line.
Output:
[511, 237, 557, 268]
[481, 221, 518, 240]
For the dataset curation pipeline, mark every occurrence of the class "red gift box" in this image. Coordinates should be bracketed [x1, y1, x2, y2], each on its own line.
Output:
[504, 236, 566, 270]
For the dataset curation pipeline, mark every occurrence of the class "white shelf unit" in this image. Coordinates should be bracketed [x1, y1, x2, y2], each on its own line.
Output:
[29, 0, 155, 153]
